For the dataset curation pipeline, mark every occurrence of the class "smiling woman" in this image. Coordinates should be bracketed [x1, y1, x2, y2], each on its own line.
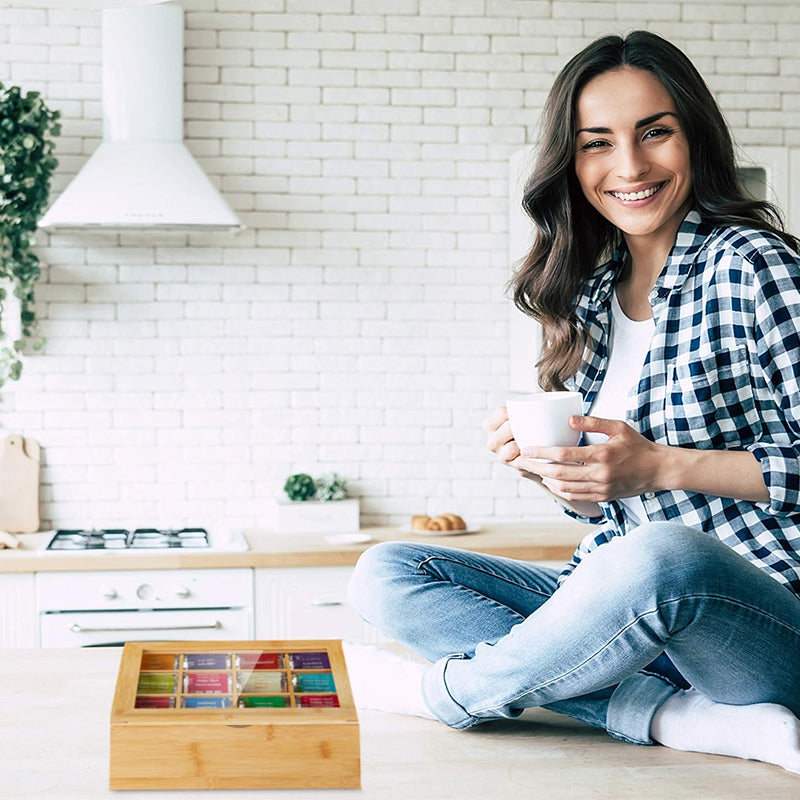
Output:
[513, 31, 797, 392]
[347, 30, 800, 779]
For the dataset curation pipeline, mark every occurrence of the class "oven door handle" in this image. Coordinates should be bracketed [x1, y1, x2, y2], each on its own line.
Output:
[69, 621, 222, 634]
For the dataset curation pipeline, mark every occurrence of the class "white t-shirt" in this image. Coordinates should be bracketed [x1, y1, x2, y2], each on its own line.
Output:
[583, 290, 655, 528]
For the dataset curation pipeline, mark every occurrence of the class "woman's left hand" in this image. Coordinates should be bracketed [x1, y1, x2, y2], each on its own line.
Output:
[516, 415, 664, 502]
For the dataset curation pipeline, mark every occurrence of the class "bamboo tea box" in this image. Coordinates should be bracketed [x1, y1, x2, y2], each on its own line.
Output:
[110, 639, 360, 790]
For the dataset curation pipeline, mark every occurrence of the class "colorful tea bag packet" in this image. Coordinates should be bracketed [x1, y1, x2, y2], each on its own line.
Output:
[293, 672, 336, 693]
[298, 694, 340, 708]
[236, 652, 284, 670]
[237, 671, 287, 693]
[182, 696, 232, 708]
[290, 652, 330, 670]
[140, 653, 179, 671]
[183, 672, 232, 694]
[135, 696, 175, 709]
[183, 653, 231, 670]
[137, 673, 177, 694]
[238, 696, 290, 708]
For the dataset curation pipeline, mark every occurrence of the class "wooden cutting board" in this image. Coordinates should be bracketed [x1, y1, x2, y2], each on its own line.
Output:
[0, 434, 40, 533]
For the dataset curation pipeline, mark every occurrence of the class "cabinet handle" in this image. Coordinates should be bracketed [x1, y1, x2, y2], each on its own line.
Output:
[310, 600, 343, 607]
[69, 621, 222, 633]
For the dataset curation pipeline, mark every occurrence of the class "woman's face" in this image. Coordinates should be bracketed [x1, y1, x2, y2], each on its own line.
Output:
[573, 66, 692, 248]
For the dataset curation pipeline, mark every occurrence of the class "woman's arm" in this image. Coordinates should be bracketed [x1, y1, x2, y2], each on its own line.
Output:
[658, 438, 769, 502]
[517, 415, 769, 504]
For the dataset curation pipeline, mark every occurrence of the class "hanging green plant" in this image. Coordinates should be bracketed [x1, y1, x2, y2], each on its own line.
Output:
[0, 81, 60, 387]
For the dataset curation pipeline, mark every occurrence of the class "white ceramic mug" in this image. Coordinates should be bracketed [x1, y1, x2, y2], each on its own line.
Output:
[506, 391, 583, 450]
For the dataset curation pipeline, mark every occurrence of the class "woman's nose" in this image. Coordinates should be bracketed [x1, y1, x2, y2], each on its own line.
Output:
[615, 142, 649, 180]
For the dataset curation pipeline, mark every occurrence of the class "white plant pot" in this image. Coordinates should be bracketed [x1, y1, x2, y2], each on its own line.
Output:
[275, 498, 360, 534]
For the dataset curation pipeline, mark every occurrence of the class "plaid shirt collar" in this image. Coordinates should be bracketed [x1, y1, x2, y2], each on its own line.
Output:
[588, 209, 716, 310]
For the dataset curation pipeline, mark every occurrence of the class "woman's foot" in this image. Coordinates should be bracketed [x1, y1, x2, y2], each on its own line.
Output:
[342, 641, 435, 719]
[650, 688, 800, 774]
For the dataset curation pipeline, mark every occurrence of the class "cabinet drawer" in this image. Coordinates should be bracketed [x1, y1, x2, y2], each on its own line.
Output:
[36, 568, 253, 611]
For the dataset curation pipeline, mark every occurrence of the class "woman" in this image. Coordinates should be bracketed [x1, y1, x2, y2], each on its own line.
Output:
[345, 31, 800, 773]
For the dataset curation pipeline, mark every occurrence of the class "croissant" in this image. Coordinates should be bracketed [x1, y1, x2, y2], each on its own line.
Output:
[441, 513, 466, 530]
[411, 513, 468, 532]
[427, 514, 467, 531]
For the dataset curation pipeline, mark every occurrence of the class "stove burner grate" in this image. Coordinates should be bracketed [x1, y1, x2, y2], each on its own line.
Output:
[46, 527, 211, 551]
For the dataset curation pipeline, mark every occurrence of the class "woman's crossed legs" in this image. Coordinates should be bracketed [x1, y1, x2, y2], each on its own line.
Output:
[346, 522, 800, 772]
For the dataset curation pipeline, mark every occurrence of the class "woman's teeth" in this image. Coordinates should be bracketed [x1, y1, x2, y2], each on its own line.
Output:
[611, 183, 663, 201]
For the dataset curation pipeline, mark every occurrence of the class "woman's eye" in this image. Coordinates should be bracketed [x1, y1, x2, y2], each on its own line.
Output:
[643, 127, 673, 140]
[579, 140, 609, 151]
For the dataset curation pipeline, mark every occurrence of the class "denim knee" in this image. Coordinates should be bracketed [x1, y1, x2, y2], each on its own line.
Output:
[347, 541, 418, 625]
[582, 522, 718, 598]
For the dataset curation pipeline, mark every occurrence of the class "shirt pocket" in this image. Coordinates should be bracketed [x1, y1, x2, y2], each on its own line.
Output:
[665, 345, 762, 449]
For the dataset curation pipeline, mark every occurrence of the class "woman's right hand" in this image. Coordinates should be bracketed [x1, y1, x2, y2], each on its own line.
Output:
[483, 406, 519, 464]
[483, 406, 542, 483]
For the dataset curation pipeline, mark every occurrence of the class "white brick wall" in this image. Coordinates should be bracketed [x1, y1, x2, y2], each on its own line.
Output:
[0, 0, 797, 532]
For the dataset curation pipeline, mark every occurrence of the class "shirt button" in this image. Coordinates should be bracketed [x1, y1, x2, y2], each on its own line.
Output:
[643, 492, 656, 500]
[648, 291, 658, 302]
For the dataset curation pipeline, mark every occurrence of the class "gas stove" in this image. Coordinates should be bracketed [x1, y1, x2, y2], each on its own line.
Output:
[43, 527, 247, 553]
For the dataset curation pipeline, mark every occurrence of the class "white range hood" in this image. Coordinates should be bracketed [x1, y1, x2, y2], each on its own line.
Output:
[40, 3, 243, 232]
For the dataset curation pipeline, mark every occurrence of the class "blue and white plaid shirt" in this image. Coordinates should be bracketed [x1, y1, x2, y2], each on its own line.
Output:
[558, 209, 800, 598]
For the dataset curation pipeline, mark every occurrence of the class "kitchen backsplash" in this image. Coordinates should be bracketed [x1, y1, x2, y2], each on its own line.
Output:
[0, 0, 797, 531]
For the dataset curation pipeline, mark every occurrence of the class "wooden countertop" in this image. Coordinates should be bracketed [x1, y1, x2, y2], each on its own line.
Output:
[0, 522, 589, 573]
[3, 647, 795, 800]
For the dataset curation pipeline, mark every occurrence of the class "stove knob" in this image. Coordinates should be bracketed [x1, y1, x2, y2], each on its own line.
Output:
[136, 583, 153, 600]
[103, 588, 118, 600]
[175, 586, 191, 599]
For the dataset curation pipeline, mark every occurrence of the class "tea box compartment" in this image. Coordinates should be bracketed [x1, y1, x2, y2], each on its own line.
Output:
[110, 639, 359, 790]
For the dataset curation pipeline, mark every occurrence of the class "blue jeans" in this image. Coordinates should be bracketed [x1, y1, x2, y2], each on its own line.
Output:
[347, 522, 800, 744]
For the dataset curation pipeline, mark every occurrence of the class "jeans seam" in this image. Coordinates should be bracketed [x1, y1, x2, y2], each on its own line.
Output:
[638, 668, 681, 691]
[469, 592, 798, 717]
[604, 729, 656, 746]
[416, 555, 555, 600]
[438, 654, 475, 727]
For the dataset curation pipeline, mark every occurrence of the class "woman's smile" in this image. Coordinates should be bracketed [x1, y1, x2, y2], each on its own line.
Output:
[606, 180, 667, 204]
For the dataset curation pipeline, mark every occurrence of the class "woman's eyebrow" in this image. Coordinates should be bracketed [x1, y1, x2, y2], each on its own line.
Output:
[575, 111, 678, 136]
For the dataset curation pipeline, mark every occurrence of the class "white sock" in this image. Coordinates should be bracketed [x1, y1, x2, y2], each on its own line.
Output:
[650, 688, 800, 774]
[341, 640, 435, 719]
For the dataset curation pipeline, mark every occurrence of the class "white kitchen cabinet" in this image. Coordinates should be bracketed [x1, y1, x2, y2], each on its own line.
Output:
[0, 573, 37, 647]
[254, 566, 387, 644]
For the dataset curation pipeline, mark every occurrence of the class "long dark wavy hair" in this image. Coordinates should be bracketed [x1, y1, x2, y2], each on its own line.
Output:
[513, 30, 799, 391]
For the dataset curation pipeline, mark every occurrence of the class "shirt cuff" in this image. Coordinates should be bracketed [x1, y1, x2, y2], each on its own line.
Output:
[747, 442, 800, 515]
[558, 503, 606, 525]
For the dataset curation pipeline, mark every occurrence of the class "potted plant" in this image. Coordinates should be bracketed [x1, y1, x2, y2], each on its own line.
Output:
[283, 472, 316, 502]
[0, 81, 60, 388]
[276, 472, 360, 533]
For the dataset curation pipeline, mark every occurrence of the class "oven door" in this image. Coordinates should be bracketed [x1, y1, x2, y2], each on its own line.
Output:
[39, 608, 253, 647]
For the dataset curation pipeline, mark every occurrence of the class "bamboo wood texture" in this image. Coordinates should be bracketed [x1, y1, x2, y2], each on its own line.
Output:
[0, 434, 40, 533]
[109, 639, 359, 790]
